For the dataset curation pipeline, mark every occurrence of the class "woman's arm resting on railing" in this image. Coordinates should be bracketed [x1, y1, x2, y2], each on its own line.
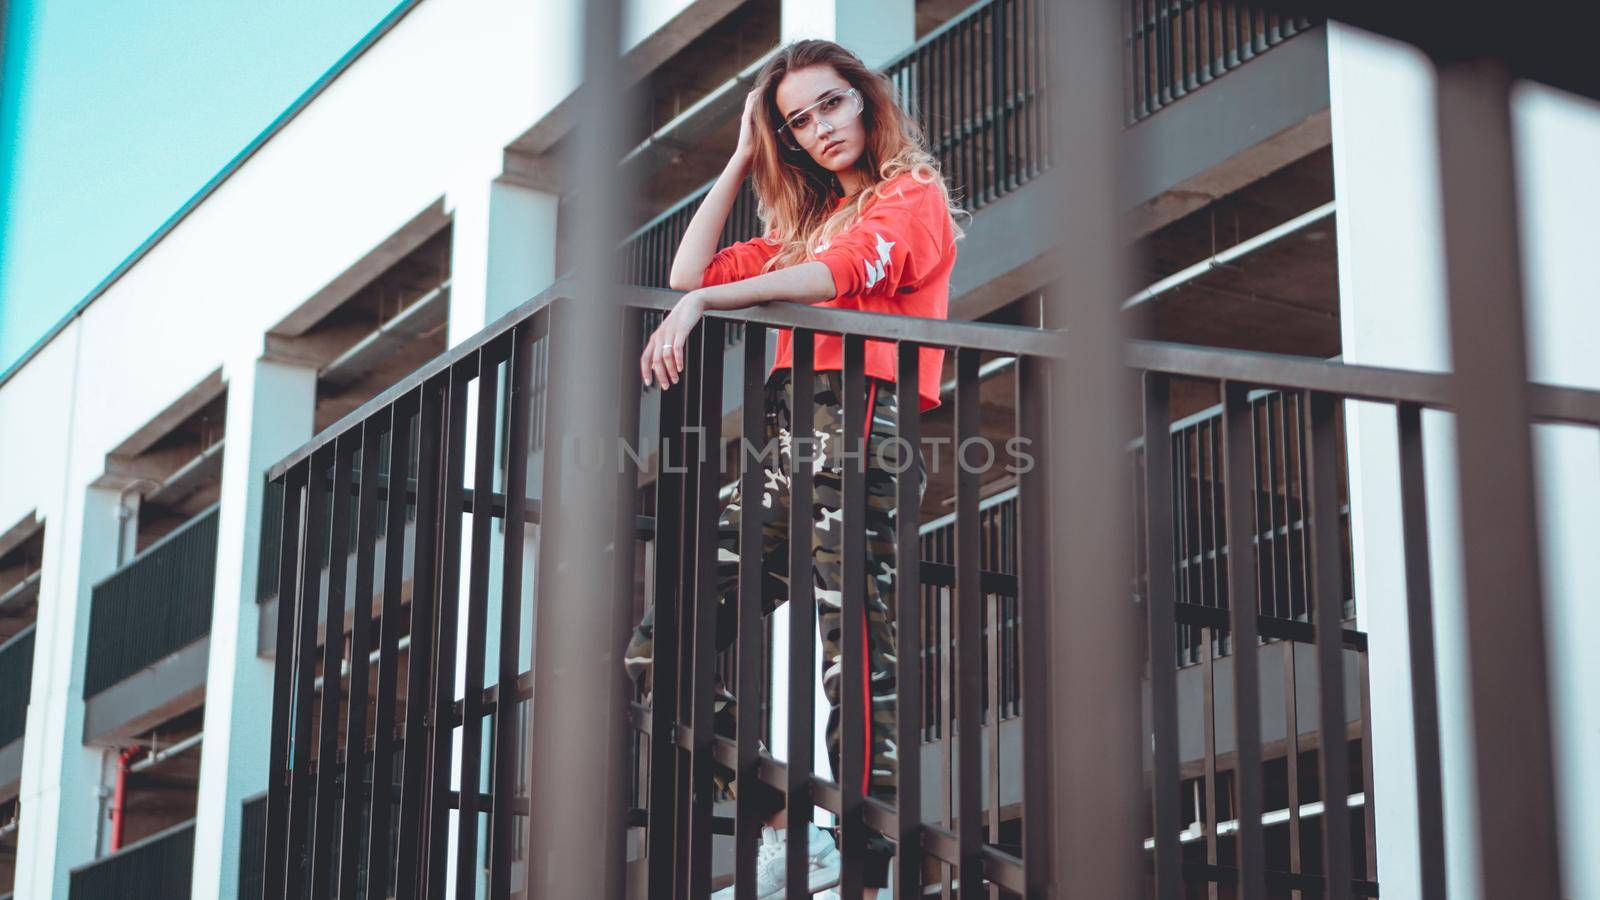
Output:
[666, 92, 760, 292]
[642, 262, 837, 388]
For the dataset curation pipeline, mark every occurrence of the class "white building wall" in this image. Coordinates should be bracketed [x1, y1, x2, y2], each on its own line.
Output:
[1332, 22, 1600, 900]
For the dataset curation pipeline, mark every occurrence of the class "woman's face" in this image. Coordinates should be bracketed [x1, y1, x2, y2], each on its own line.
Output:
[774, 65, 866, 175]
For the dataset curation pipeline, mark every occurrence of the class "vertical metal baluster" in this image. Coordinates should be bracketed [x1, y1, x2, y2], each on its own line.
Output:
[1275, 395, 1295, 622]
[1198, 421, 1214, 613]
[1156, 0, 1171, 106]
[1144, 375, 1182, 900]
[367, 397, 413, 899]
[1263, 397, 1284, 620]
[785, 332, 818, 894]
[1284, 631, 1302, 887]
[939, 534, 954, 900]
[1436, 57, 1562, 900]
[1024, 0, 1038, 177]
[952, 349, 984, 893]
[1202, 418, 1220, 900]
[1395, 403, 1447, 900]
[985, 572, 1002, 900]
[395, 380, 444, 900]
[1284, 395, 1306, 889]
[987, 4, 999, 203]
[264, 464, 306, 899]
[687, 323, 724, 899]
[1201, 624, 1218, 900]
[311, 436, 355, 895]
[1220, 382, 1264, 900]
[1304, 392, 1351, 899]
[1293, 397, 1313, 624]
[455, 345, 502, 899]
[1014, 353, 1054, 895]
[1178, 0, 1192, 97]
[489, 323, 534, 899]
[1225, 1, 1240, 68]
[338, 414, 385, 897]
[897, 345, 927, 896]
[286, 449, 332, 898]
[1358, 646, 1377, 888]
[1175, 426, 1191, 622]
[1132, 0, 1145, 120]
[839, 335, 868, 898]
[423, 365, 470, 896]
[672, 326, 705, 900]
[953, 21, 966, 211]
[646, 351, 686, 898]
[1008, 0, 1022, 189]
[734, 326, 769, 898]
[1210, 419, 1227, 639]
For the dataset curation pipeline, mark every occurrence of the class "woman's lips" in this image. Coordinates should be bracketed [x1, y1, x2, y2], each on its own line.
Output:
[823, 139, 843, 155]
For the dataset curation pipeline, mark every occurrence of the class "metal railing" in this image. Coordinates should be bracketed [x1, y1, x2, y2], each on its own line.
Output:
[258, 271, 1600, 897]
[83, 505, 218, 699]
[1126, 1, 1315, 123]
[0, 625, 34, 748]
[67, 819, 194, 900]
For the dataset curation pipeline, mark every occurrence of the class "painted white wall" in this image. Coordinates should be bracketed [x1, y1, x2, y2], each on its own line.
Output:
[1333, 22, 1600, 900]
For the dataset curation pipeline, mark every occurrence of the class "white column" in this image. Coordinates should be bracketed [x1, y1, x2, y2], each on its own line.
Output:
[442, 171, 557, 892]
[1327, 23, 1481, 900]
[780, 0, 916, 69]
[188, 355, 316, 900]
[15, 486, 121, 898]
[1513, 82, 1600, 899]
[446, 175, 561, 344]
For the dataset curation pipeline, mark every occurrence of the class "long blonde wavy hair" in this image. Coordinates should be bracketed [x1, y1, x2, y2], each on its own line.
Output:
[746, 39, 967, 272]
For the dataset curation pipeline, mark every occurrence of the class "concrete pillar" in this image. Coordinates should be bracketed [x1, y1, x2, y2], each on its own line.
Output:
[189, 355, 316, 900]
[441, 171, 557, 892]
[780, 0, 915, 69]
[15, 485, 122, 898]
[446, 175, 561, 344]
[1513, 82, 1600, 899]
[1328, 23, 1480, 900]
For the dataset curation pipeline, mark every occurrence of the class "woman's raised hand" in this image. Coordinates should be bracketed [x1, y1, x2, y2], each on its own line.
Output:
[733, 88, 760, 166]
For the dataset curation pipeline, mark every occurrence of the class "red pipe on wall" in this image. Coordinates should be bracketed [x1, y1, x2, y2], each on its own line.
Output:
[109, 747, 141, 852]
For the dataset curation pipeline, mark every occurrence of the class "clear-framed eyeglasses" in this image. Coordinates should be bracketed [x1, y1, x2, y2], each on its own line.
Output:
[776, 87, 864, 151]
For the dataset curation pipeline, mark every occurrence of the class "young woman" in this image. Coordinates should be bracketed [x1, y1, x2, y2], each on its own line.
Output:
[628, 38, 963, 897]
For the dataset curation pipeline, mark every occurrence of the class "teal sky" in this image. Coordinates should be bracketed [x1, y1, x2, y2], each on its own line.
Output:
[0, 0, 405, 377]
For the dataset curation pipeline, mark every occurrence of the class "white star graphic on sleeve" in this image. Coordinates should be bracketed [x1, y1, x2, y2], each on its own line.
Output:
[863, 232, 895, 288]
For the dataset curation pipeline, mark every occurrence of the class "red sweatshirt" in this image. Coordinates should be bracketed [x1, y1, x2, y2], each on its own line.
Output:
[700, 172, 956, 412]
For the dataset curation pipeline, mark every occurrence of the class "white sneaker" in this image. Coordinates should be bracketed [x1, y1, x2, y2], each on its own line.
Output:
[710, 822, 842, 898]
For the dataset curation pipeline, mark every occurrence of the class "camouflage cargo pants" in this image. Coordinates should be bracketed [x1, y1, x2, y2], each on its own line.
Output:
[625, 368, 925, 888]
